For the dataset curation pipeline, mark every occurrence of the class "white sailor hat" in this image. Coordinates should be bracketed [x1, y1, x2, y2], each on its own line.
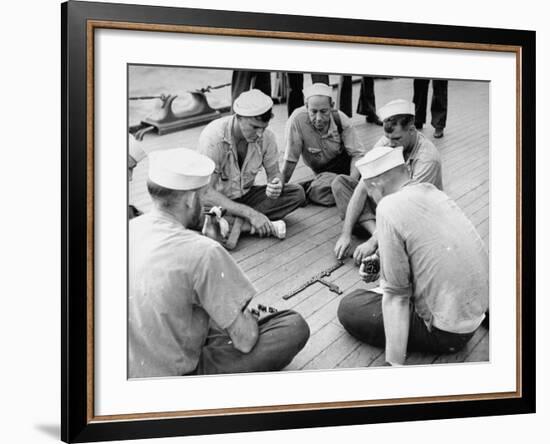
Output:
[378, 99, 415, 121]
[303, 82, 333, 100]
[355, 146, 405, 180]
[148, 148, 215, 190]
[129, 142, 147, 163]
[233, 89, 273, 117]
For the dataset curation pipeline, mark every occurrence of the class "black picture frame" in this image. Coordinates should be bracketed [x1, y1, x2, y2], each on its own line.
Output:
[61, 1, 536, 442]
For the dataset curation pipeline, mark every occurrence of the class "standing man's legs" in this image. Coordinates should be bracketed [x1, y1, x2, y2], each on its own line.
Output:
[287, 73, 304, 117]
[357, 77, 381, 125]
[413, 78, 430, 129]
[196, 310, 310, 374]
[231, 71, 272, 106]
[337, 75, 353, 117]
[311, 73, 329, 84]
[431, 80, 448, 138]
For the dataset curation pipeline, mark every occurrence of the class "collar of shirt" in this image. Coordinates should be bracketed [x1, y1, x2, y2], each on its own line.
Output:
[221, 115, 263, 162]
[404, 131, 425, 165]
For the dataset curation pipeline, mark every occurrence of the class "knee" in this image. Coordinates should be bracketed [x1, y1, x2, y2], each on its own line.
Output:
[284, 183, 306, 206]
[337, 289, 384, 346]
[337, 290, 362, 331]
[330, 174, 347, 197]
[277, 310, 310, 351]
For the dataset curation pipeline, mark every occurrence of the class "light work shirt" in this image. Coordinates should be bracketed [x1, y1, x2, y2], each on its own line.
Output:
[283, 106, 365, 173]
[129, 210, 256, 378]
[199, 115, 280, 200]
[377, 183, 488, 334]
[374, 132, 443, 191]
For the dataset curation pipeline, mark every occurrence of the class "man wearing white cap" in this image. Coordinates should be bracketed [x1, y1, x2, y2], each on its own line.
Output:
[128, 142, 147, 219]
[129, 148, 309, 377]
[337, 146, 488, 365]
[333, 99, 442, 263]
[281, 83, 365, 206]
[199, 89, 305, 244]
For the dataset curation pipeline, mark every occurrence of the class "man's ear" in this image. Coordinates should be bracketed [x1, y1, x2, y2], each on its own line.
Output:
[330, 99, 335, 108]
[181, 190, 196, 209]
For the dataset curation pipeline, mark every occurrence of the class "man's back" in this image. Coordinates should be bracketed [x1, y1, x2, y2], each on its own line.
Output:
[129, 210, 255, 377]
[377, 183, 488, 334]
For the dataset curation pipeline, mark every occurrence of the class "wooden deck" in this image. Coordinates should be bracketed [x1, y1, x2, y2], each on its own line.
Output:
[129, 76, 489, 369]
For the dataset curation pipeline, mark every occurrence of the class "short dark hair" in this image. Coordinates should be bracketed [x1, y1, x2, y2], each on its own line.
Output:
[383, 114, 415, 133]
[146, 180, 187, 209]
[236, 108, 274, 123]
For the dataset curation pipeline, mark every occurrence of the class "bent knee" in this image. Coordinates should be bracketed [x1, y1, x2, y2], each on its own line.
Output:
[285, 183, 306, 205]
[330, 174, 347, 195]
[278, 310, 310, 349]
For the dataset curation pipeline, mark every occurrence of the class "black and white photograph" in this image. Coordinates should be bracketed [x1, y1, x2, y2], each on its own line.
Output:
[128, 66, 490, 378]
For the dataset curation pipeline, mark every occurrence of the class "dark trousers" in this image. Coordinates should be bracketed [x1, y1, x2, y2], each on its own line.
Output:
[195, 310, 310, 374]
[236, 183, 306, 220]
[231, 71, 272, 106]
[337, 289, 476, 355]
[287, 73, 330, 116]
[356, 76, 377, 119]
[413, 79, 448, 129]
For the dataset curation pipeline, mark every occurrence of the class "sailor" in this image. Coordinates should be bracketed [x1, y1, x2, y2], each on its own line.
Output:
[129, 148, 309, 377]
[337, 146, 488, 365]
[332, 99, 443, 263]
[198, 89, 305, 245]
[281, 83, 366, 206]
[128, 142, 147, 219]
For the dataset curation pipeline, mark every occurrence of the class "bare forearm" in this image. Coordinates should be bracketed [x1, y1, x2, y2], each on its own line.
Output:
[281, 160, 297, 184]
[382, 294, 410, 365]
[267, 171, 283, 184]
[342, 185, 368, 236]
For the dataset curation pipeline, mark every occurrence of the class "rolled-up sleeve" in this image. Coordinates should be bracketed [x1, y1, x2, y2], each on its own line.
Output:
[410, 159, 443, 190]
[377, 205, 413, 299]
[198, 129, 224, 187]
[340, 112, 365, 160]
[193, 243, 256, 330]
[283, 115, 304, 163]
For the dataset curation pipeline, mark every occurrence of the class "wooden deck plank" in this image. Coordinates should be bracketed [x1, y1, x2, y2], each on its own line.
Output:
[238, 209, 340, 271]
[465, 332, 490, 363]
[247, 222, 343, 283]
[302, 330, 362, 370]
[285, 322, 346, 371]
[336, 342, 384, 369]
[232, 205, 330, 262]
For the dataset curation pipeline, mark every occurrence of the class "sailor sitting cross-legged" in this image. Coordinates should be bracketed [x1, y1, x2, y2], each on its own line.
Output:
[129, 148, 309, 377]
[337, 146, 488, 366]
[281, 83, 366, 207]
[198, 89, 306, 249]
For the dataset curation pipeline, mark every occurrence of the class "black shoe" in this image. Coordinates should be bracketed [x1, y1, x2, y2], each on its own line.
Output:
[415, 122, 423, 130]
[366, 115, 383, 126]
[434, 128, 444, 138]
